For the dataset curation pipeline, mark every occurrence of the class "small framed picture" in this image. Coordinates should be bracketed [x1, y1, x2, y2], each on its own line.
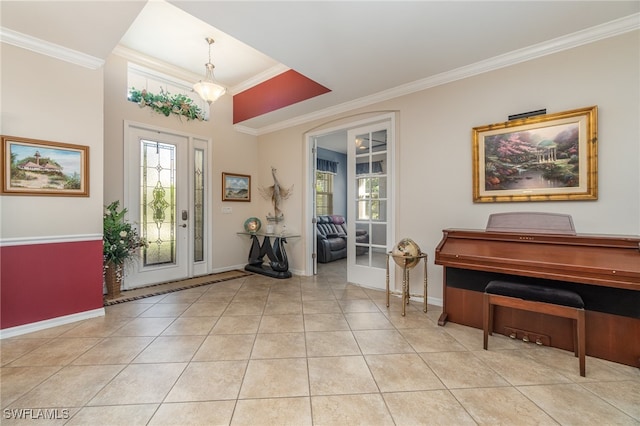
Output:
[222, 172, 251, 201]
[1, 135, 89, 196]
[472, 106, 597, 203]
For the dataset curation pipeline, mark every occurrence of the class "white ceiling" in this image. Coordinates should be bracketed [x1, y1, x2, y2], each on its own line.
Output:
[2, 1, 639, 135]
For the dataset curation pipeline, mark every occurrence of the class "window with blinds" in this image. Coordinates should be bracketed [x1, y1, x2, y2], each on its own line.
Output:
[315, 171, 334, 215]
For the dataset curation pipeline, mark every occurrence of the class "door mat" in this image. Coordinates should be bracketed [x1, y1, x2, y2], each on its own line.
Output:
[103, 270, 252, 306]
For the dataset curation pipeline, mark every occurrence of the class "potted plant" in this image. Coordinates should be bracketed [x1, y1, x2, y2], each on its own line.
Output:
[103, 201, 146, 298]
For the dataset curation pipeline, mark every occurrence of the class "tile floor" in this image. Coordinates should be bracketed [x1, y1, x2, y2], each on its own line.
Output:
[1, 261, 639, 425]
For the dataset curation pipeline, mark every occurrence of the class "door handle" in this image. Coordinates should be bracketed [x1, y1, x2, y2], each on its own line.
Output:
[180, 224, 187, 228]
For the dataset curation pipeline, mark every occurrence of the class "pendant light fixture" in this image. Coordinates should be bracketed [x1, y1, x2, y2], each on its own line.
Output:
[193, 37, 226, 105]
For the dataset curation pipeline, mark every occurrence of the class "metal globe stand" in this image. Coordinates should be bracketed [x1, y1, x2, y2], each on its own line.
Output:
[386, 252, 428, 316]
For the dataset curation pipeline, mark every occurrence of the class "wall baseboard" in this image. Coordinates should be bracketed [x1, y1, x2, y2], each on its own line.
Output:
[0, 308, 105, 339]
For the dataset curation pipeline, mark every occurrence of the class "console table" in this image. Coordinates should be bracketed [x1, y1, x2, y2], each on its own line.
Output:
[237, 232, 299, 279]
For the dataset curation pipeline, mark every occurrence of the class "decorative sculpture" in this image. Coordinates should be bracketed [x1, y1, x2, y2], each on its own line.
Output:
[259, 167, 293, 223]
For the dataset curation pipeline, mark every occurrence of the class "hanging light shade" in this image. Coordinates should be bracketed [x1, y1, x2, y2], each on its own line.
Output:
[193, 37, 226, 105]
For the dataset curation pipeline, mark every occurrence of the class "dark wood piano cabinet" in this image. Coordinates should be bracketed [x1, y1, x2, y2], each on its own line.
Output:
[434, 229, 640, 368]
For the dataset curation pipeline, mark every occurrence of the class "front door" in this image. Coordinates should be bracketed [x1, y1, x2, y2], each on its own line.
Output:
[124, 123, 209, 288]
[346, 122, 392, 289]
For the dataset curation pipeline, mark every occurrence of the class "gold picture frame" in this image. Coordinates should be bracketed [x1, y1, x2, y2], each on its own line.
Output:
[222, 172, 251, 202]
[472, 106, 597, 203]
[1, 135, 89, 196]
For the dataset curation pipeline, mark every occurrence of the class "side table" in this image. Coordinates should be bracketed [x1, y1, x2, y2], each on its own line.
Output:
[238, 232, 299, 279]
[386, 252, 428, 316]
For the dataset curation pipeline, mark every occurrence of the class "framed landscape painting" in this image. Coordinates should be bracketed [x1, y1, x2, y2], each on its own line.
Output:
[1, 136, 89, 196]
[222, 172, 251, 201]
[472, 106, 597, 203]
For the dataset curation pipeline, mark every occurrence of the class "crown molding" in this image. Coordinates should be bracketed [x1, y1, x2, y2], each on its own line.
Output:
[231, 64, 290, 94]
[253, 13, 640, 136]
[0, 27, 104, 69]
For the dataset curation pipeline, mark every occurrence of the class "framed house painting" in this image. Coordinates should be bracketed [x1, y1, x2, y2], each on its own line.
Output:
[1, 136, 89, 196]
[222, 172, 251, 201]
[472, 106, 597, 203]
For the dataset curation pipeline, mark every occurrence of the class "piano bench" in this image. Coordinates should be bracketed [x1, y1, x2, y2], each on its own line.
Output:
[483, 280, 586, 377]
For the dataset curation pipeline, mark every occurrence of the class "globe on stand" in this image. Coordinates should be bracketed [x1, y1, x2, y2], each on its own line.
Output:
[391, 238, 421, 269]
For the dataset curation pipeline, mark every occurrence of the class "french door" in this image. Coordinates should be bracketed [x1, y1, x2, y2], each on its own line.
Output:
[346, 121, 393, 289]
[124, 122, 209, 289]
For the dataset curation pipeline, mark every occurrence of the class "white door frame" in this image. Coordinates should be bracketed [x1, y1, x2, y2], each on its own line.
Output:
[123, 120, 212, 288]
[303, 112, 396, 282]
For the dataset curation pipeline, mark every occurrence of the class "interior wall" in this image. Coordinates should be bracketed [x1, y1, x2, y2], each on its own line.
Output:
[257, 31, 640, 302]
[0, 44, 105, 330]
[103, 53, 261, 273]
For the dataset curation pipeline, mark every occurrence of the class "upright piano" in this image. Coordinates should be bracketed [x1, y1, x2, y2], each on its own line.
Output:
[434, 213, 640, 368]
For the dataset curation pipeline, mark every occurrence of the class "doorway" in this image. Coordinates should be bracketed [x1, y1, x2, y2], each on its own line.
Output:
[306, 113, 395, 289]
[124, 121, 210, 289]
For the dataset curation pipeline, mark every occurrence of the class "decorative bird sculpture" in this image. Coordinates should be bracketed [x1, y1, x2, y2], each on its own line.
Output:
[259, 167, 293, 222]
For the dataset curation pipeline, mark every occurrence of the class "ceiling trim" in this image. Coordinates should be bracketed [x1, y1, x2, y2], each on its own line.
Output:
[0, 27, 104, 70]
[249, 13, 640, 136]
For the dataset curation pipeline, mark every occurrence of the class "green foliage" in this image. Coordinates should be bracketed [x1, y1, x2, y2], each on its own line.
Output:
[128, 88, 205, 121]
[103, 201, 147, 266]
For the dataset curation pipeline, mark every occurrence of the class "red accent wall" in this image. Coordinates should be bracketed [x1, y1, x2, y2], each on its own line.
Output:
[0, 240, 104, 330]
[233, 69, 331, 124]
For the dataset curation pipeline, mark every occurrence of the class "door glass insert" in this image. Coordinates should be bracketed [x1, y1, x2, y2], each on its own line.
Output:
[141, 139, 176, 266]
[194, 148, 204, 262]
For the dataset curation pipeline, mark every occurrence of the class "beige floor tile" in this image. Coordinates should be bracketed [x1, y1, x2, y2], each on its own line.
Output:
[60, 316, 132, 338]
[251, 332, 306, 359]
[232, 397, 312, 426]
[338, 299, 380, 312]
[133, 335, 205, 363]
[473, 349, 573, 386]
[263, 300, 303, 315]
[518, 383, 638, 424]
[366, 353, 444, 392]
[452, 387, 559, 425]
[311, 394, 394, 425]
[302, 299, 342, 314]
[149, 401, 235, 426]
[7, 337, 101, 367]
[301, 290, 336, 301]
[420, 351, 510, 389]
[72, 336, 153, 365]
[385, 310, 434, 329]
[181, 302, 228, 317]
[581, 380, 640, 420]
[10, 365, 124, 408]
[158, 291, 203, 304]
[67, 404, 158, 425]
[308, 355, 378, 395]
[400, 327, 467, 353]
[223, 301, 266, 316]
[239, 358, 309, 398]
[211, 315, 261, 334]
[305, 331, 361, 357]
[0, 338, 50, 366]
[164, 360, 246, 402]
[345, 312, 394, 330]
[304, 313, 350, 331]
[138, 303, 191, 318]
[258, 314, 304, 333]
[104, 302, 152, 317]
[353, 329, 415, 354]
[523, 345, 631, 382]
[109, 317, 176, 337]
[0, 366, 61, 408]
[89, 363, 186, 405]
[383, 390, 477, 425]
[193, 334, 255, 361]
[161, 316, 218, 335]
[333, 287, 370, 301]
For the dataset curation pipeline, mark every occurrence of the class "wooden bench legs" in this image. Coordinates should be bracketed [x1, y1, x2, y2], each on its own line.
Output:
[483, 292, 586, 377]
